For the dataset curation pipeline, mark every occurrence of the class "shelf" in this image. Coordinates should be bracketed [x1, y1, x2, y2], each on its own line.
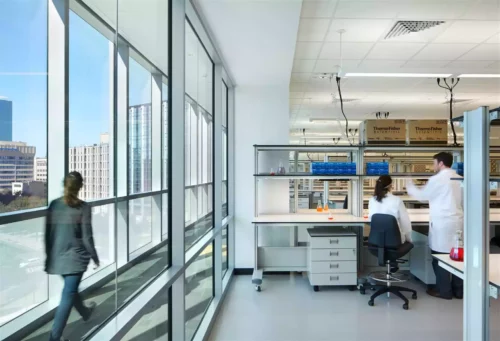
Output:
[452, 177, 500, 182]
[363, 173, 434, 179]
[255, 173, 358, 180]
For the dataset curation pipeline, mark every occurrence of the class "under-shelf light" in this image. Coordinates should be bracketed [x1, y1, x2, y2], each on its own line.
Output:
[458, 74, 500, 78]
[345, 73, 452, 78]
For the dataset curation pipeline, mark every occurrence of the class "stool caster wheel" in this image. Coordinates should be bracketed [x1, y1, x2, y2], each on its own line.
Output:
[255, 285, 261, 292]
[412, 293, 417, 300]
[313, 286, 319, 292]
[368, 300, 374, 307]
[403, 303, 409, 310]
[360, 288, 366, 295]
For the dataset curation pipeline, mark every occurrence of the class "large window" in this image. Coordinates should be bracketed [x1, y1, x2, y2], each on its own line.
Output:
[185, 243, 214, 341]
[185, 22, 214, 250]
[128, 57, 152, 195]
[0, 0, 48, 213]
[69, 10, 113, 201]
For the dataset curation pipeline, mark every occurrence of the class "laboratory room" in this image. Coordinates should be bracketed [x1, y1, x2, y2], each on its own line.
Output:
[200, 0, 500, 340]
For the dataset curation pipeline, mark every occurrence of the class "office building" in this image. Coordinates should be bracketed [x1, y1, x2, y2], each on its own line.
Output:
[0, 99, 12, 141]
[69, 133, 110, 200]
[3, 1, 500, 341]
[33, 157, 47, 182]
[0, 141, 35, 192]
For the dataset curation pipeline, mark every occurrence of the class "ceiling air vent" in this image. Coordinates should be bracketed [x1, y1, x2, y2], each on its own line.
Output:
[385, 21, 445, 39]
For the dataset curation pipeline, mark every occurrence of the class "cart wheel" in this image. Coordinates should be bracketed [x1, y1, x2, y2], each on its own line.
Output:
[368, 300, 374, 307]
[313, 286, 319, 292]
[255, 285, 261, 292]
[412, 293, 418, 300]
[403, 303, 409, 310]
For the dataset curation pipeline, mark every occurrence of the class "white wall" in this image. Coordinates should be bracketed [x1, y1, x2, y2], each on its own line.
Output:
[234, 85, 290, 268]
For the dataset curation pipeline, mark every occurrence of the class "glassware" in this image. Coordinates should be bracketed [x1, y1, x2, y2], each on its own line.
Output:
[316, 200, 323, 212]
[323, 202, 329, 212]
[270, 167, 275, 176]
[278, 160, 286, 175]
[450, 230, 464, 262]
[328, 211, 334, 221]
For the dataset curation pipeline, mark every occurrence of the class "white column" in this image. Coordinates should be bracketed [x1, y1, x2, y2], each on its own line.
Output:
[116, 42, 129, 197]
[463, 106, 490, 341]
[228, 85, 235, 270]
[47, 0, 68, 299]
[170, 0, 186, 340]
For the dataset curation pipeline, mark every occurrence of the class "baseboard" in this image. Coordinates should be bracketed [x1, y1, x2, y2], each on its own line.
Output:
[234, 268, 253, 275]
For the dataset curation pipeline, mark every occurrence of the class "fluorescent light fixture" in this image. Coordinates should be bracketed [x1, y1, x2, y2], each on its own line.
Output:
[345, 73, 452, 78]
[458, 74, 500, 78]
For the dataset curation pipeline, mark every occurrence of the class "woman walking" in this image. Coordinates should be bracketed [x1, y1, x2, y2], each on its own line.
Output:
[45, 172, 99, 341]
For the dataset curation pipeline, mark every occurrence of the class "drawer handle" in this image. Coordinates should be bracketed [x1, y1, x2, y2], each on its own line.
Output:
[330, 263, 339, 269]
[329, 251, 339, 256]
[329, 239, 339, 244]
[330, 276, 339, 281]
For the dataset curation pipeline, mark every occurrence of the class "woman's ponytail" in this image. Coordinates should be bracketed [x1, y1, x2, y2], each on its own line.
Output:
[374, 175, 392, 202]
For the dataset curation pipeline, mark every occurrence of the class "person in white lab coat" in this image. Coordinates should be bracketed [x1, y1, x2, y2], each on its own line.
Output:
[406, 152, 463, 300]
[369, 175, 413, 245]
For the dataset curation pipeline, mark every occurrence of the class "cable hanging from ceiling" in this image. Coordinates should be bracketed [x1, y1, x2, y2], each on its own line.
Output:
[437, 77, 461, 146]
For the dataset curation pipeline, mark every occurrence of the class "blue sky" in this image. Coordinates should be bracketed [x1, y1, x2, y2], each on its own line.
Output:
[0, 0, 151, 157]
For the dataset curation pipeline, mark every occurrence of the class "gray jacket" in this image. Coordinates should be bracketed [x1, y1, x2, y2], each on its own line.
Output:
[44, 198, 99, 275]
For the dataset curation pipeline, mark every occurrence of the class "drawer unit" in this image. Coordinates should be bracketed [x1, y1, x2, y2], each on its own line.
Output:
[310, 261, 357, 274]
[310, 248, 357, 261]
[308, 273, 357, 286]
[307, 228, 358, 291]
[310, 236, 356, 249]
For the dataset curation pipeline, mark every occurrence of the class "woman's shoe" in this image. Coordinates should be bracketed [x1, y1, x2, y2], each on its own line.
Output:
[83, 302, 97, 322]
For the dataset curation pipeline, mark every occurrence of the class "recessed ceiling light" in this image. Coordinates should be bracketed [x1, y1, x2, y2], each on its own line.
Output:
[458, 74, 500, 78]
[345, 73, 452, 78]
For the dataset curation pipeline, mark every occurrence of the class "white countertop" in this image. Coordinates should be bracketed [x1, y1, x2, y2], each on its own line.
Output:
[434, 254, 500, 288]
[253, 209, 500, 224]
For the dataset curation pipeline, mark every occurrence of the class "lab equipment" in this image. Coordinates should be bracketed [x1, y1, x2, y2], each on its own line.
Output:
[450, 230, 464, 262]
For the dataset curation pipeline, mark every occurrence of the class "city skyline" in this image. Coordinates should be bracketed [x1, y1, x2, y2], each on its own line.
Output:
[1, 2, 152, 159]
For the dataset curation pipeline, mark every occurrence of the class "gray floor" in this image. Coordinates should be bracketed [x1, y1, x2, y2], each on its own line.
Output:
[209, 274, 500, 341]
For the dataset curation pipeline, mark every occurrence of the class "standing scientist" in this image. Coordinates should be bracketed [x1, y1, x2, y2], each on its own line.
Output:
[406, 152, 463, 300]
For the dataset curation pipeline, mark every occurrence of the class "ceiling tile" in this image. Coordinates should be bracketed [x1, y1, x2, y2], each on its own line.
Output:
[365, 42, 425, 60]
[319, 42, 374, 59]
[487, 61, 500, 70]
[325, 19, 391, 42]
[358, 60, 405, 70]
[461, 2, 500, 20]
[486, 33, 500, 44]
[403, 60, 450, 68]
[291, 73, 312, 82]
[446, 60, 498, 69]
[297, 19, 331, 41]
[334, 1, 399, 19]
[413, 44, 476, 60]
[313, 59, 360, 73]
[289, 91, 305, 99]
[434, 21, 500, 44]
[383, 22, 451, 43]
[396, 2, 469, 20]
[459, 44, 500, 61]
[290, 82, 311, 92]
[292, 60, 317, 72]
[301, 1, 337, 18]
[294, 42, 323, 59]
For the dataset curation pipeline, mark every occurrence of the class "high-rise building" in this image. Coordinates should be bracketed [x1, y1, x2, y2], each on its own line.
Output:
[0, 141, 35, 192]
[129, 104, 152, 194]
[0, 98, 13, 141]
[69, 133, 110, 200]
[34, 157, 47, 182]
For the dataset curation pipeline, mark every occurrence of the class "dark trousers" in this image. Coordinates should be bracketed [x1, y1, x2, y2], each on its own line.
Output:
[431, 250, 463, 299]
[49, 273, 90, 341]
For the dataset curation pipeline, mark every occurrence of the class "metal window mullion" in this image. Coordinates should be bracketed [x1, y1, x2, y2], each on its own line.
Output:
[169, 0, 186, 340]
[227, 85, 235, 270]
[213, 65, 223, 297]
[463, 107, 490, 341]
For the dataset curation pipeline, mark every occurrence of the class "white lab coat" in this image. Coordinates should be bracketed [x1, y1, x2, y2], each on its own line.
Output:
[368, 193, 413, 244]
[407, 168, 463, 253]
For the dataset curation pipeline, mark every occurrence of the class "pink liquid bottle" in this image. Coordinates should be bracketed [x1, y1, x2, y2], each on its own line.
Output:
[450, 230, 464, 262]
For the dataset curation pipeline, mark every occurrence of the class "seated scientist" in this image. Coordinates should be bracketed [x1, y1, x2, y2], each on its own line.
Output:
[368, 175, 413, 244]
